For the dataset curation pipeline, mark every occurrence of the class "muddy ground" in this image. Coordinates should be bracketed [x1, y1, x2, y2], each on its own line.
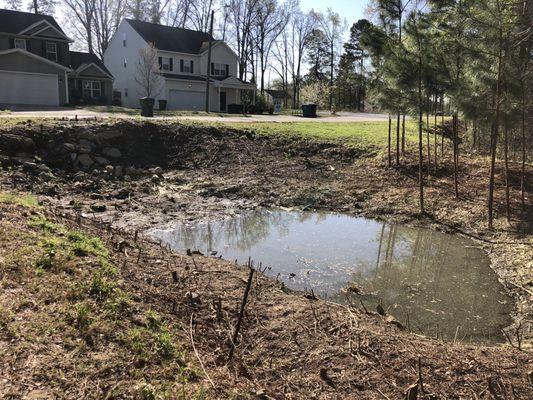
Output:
[0, 120, 532, 398]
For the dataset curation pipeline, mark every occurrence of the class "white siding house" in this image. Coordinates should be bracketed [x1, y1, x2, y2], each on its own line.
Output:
[103, 19, 255, 111]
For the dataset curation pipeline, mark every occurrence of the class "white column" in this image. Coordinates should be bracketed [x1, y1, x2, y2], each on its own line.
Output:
[64, 71, 69, 105]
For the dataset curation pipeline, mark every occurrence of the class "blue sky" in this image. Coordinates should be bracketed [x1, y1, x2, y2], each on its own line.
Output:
[300, 0, 367, 27]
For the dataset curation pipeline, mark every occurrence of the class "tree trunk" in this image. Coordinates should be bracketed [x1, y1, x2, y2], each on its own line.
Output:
[434, 98, 438, 173]
[521, 89, 526, 210]
[418, 60, 424, 214]
[426, 112, 431, 175]
[396, 113, 400, 165]
[488, 27, 503, 230]
[453, 112, 458, 198]
[401, 114, 406, 153]
[441, 96, 445, 156]
[329, 42, 334, 112]
[503, 120, 510, 221]
[388, 115, 392, 168]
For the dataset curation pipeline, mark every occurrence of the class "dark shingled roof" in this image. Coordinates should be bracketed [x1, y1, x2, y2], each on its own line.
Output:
[0, 8, 65, 35]
[127, 19, 213, 54]
[70, 51, 113, 78]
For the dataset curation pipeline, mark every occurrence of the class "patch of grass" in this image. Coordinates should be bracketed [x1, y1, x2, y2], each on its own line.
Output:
[29, 215, 61, 233]
[1, 208, 199, 397]
[0, 192, 39, 208]
[247, 120, 422, 148]
[89, 271, 116, 300]
[67, 230, 108, 258]
[123, 312, 180, 362]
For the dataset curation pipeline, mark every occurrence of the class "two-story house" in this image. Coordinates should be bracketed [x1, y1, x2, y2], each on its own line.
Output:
[0, 9, 113, 107]
[104, 19, 256, 112]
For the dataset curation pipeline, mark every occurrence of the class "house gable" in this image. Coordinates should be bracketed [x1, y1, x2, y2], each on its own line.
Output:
[77, 64, 113, 79]
[0, 49, 70, 73]
[0, 9, 71, 42]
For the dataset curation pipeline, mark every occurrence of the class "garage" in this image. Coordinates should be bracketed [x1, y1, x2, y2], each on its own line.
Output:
[0, 70, 59, 106]
[168, 89, 204, 111]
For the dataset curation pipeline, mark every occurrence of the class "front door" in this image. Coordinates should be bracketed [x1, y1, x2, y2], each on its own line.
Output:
[220, 91, 227, 112]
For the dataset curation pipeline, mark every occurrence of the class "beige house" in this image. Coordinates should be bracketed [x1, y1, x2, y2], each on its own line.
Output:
[0, 8, 113, 107]
[104, 19, 256, 111]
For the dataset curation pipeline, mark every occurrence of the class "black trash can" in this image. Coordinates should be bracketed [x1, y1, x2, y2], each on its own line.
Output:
[301, 104, 317, 118]
[140, 97, 155, 117]
[158, 99, 167, 111]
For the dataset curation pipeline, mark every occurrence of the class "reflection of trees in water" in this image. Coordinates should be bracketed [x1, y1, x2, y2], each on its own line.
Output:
[338, 223, 512, 342]
[162, 210, 295, 253]
[157, 212, 512, 343]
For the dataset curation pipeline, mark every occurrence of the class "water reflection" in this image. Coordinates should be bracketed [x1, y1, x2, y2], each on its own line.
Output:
[150, 210, 513, 343]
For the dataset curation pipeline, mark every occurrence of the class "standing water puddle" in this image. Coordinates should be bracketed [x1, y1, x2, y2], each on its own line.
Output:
[150, 210, 513, 343]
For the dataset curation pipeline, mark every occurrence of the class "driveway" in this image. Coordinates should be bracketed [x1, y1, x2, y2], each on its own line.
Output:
[0, 107, 389, 123]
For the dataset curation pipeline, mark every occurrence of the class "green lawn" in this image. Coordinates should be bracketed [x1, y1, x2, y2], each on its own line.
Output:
[212, 120, 424, 150]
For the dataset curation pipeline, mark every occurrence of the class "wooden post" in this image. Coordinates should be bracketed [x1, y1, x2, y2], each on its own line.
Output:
[228, 261, 255, 362]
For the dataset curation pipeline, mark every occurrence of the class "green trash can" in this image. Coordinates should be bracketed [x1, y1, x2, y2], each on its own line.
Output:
[302, 104, 317, 118]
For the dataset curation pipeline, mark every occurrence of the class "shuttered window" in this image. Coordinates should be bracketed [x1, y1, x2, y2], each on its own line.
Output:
[180, 59, 194, 73]
[160, 57, 173, 71]
[211, 63, 229, 77]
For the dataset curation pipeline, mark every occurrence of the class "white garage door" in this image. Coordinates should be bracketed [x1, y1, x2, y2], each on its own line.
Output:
[0, 70, 59, 106]
[168, 90, 204, 111]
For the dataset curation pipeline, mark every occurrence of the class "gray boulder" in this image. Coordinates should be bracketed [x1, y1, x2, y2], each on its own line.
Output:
[78, 154, 94, 168]
[102, 147, 122, 158]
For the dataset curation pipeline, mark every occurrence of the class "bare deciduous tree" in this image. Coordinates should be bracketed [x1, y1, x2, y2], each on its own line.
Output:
[312, 8, 346, 111]
[93, 0, 126, 57]
[253, 0, 289, 93]
[29, 0, 57, 15]
[134, 43, 163, 98]
[288, 8, 315, 108]
[63, 0, 97, 54]
[227, 0, 258, 81]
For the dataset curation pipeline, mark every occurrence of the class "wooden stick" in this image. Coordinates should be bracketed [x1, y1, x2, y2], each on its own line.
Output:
[228, 263, 254, 363]
[418, 356, 424, 394]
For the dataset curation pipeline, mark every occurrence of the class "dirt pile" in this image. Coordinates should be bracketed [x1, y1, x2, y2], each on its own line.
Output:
[0, 120, 362, 175]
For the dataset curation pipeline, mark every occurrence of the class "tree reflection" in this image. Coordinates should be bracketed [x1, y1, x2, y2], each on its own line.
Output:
[338, 224, 512, 343]
[152, 211, 513, 343]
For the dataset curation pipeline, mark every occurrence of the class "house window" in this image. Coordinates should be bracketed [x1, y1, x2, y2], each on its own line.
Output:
[82, 81, 101, 98]
[182, 60, 192, 73]
[160, 57, 173, 71]
[46, 42, 57, 61]
[14, 38, 27, 50]
[212, 63, 228, 77]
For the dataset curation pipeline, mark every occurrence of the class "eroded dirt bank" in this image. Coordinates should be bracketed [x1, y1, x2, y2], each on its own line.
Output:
[1, 120, 532, 398]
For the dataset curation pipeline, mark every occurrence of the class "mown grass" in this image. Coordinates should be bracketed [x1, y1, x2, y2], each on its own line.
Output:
[190, 119, 425, 152]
